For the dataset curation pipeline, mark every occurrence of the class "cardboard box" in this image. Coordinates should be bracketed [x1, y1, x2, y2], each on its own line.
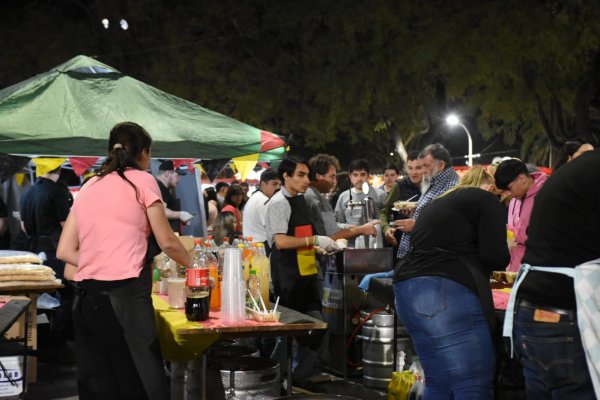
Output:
[3, 294, 37, 383]
[0, 356, 24, 397]
[153, 235, 197, 266]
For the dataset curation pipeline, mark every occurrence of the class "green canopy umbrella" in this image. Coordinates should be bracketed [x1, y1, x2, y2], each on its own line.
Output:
[0, 55, 285, 160]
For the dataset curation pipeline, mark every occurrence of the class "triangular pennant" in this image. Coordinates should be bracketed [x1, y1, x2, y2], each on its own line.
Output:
[260, 130, 286, 152]
[32, 157, 66, 177]
[194, 164, 205, 175]
[231, 153, 259, 181]
[69, 157, 99, 176]
[0, 153, 30, 183]
[173, 159, 197, 175]
[200, 159, 230, 182]
[15, 173, 26, 186]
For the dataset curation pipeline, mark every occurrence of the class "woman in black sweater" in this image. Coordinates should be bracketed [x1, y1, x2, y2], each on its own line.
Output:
[393, 166, 510, 399]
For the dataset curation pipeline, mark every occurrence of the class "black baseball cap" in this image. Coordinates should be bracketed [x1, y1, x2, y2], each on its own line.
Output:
[158, 160, 187, 175]
[494, 159, 528, 190]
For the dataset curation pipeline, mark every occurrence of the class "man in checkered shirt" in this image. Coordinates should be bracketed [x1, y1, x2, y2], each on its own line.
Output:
[358, 144, 459, 291]
[394, 143, 460, 259]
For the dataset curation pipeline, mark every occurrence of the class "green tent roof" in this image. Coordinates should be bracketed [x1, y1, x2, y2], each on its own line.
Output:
[0, 55, 285, 160]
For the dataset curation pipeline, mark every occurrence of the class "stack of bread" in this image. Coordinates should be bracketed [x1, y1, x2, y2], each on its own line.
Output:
[0, 250, 59, 287]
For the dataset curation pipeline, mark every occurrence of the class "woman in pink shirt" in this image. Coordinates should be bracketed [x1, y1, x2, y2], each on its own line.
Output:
[57, 122, 191, 400]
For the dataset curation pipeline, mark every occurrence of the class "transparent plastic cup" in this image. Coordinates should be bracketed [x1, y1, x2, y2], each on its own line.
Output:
[167, 277, 186, 309]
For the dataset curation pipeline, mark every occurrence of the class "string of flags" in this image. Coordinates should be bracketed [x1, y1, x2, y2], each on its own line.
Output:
[0, 152, 277, 185]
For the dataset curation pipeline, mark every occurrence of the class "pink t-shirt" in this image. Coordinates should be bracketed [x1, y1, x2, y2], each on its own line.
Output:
[72, 170, 162, 281]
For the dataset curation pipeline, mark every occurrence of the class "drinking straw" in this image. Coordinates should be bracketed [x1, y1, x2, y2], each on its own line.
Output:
[258, 292, 268, 313]
[406, 194, 419, 201]
[247, 289, 260, 311]
[272, 296, 280, 314]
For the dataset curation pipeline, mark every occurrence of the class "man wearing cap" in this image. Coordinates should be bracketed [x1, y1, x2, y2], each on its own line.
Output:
[20, 165, 74, 361]
[243, 169, 280, 253]
[155, 160, 193, 234]
[494, 159, 548, 272]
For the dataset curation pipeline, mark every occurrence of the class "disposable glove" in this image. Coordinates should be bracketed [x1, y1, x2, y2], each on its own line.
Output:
[317, 236, 339, 252]
[179, 211, 194, 224]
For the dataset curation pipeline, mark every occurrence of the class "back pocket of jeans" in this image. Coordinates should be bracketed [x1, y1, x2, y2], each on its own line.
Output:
[519, 334, 574, 385]
[413, 277, 446, 318]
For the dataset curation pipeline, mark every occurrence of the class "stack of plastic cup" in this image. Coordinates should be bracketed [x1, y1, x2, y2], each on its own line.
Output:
[221, 247, 245, 325]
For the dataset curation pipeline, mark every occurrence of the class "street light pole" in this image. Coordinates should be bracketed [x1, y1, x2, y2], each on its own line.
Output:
[445, 114, 473, 166]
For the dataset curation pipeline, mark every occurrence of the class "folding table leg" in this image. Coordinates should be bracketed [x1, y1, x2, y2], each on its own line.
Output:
[287, 336, 293, 396]
[169, 361, 186, 400]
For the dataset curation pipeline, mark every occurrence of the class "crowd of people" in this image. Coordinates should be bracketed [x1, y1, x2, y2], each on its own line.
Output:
[0, 121, 598, 399]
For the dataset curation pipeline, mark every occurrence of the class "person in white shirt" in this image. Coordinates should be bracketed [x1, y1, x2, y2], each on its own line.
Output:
[242, 169, 280, 252]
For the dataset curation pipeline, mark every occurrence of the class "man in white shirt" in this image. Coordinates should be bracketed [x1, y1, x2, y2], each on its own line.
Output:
[242, 169, 280, 251]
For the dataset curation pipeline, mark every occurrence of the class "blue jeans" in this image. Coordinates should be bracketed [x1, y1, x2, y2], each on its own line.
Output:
[513, 301, 596, 400]
[394, 276, 495, 400]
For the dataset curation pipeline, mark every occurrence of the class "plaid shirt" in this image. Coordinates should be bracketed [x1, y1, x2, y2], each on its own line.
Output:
[397, 167, 460, 259]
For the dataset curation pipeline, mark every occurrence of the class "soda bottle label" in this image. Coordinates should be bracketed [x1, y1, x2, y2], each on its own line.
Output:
[187, 268, 209, 287]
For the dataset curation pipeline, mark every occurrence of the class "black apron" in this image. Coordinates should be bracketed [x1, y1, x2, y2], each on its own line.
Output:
[270, 194, 321, 313]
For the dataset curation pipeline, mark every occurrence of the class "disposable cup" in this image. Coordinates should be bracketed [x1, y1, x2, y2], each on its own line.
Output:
[167, 277, 186, 309]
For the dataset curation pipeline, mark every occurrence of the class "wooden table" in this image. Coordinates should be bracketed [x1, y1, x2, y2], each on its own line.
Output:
[152, 295, 327, 399]
[0, 281, 63, 383]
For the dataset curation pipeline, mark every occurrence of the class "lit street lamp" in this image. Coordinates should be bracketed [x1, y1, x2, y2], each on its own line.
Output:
[445, 114, 473, 166]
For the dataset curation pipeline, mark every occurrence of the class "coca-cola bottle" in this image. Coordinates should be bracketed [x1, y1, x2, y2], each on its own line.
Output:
[186, 257, 211, 321]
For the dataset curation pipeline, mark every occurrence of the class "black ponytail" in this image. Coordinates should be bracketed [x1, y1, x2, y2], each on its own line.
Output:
[97, 122, 153, 204]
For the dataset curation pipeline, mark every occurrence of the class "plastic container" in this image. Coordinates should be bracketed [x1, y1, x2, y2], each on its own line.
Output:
[221, 248, 245, 325]
[252, 243, 271, 309]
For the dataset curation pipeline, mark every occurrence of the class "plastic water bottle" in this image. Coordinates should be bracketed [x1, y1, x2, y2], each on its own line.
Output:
[206, 235, 219, 260]
[247, 268, 261, 309]
[252, 243, 271, 309]
[408, 375, 424, 400]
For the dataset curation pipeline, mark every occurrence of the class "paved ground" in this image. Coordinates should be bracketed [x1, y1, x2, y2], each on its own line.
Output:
[25, 360, 386, 399]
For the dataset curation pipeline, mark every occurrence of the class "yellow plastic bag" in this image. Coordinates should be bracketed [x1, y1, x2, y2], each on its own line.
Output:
[397, 371, 417, 400]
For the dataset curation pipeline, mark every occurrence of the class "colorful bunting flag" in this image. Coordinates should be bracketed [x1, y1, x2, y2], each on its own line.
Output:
[32, 158, 66, 177]
[173, 159, 197, 175]
[15, 173, 26, 186]
[0, 153, 30, 183]
[231, 153, 259, 181]
[69, 157, 99, 176]
[200, 159, 230, 182]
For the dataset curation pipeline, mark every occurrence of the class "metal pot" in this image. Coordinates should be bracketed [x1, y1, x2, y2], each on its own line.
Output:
[207, 357, 280, 400]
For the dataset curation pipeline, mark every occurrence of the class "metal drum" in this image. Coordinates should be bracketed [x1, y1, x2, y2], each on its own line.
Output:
[206, 356, 280, 400]
[358, 309, 415, 389]
[187, 343, 262, 398]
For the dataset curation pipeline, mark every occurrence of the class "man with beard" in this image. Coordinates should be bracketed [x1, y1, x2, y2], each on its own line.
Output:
[155, 160, 193, 234]
[394, 144, 460, 260]
[359, 144, 459, 291]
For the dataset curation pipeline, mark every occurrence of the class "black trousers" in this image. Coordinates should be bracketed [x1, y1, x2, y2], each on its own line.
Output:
[73, 270, 168, 400]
